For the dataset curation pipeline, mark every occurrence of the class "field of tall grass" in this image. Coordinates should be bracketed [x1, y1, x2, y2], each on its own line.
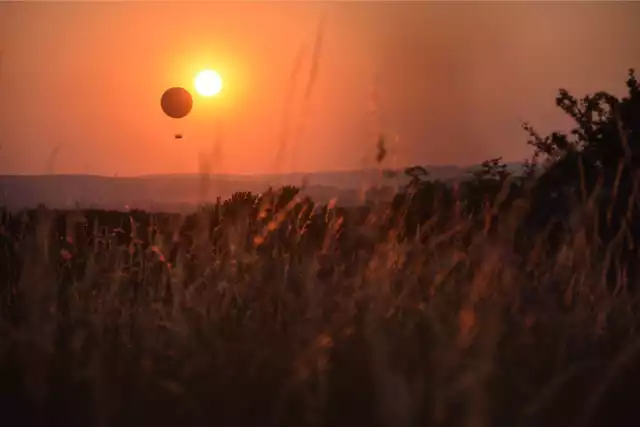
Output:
[2, 174, 640, 427]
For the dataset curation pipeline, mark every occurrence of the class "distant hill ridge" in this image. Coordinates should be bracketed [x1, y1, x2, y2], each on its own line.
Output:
[0, 164, 525, 211]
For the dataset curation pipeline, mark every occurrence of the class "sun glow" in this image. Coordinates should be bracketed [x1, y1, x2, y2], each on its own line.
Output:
[194, 69, 223, 97]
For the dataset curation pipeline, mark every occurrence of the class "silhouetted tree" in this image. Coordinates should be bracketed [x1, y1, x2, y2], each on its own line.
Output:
[460, 157, 511, 218]
[403, 165, 430, 190]
[524, 69, 640, 289]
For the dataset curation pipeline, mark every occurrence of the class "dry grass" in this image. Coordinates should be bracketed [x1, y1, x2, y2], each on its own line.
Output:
[1, 186, 640, 427]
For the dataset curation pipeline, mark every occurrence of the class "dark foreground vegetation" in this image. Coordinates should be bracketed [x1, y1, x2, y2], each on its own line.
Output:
[1, 71, 640, 427]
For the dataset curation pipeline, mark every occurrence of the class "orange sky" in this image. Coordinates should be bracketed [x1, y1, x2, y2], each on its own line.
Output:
[0, 1, 638, 176]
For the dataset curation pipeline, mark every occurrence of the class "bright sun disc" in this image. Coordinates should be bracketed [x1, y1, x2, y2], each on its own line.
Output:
[194, 70, 223, 97]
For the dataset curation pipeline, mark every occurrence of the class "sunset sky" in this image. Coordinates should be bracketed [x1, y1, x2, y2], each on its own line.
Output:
[0, 1, 638, 177]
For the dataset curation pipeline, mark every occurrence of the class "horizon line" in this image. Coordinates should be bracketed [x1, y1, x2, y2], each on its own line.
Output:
[0, 162, 528, 179]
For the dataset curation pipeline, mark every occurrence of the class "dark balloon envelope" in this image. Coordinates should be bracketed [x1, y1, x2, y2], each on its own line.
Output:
[161, 87, 193, 119]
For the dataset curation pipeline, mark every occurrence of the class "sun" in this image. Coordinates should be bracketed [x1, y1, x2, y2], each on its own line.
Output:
[194, 69, 223, 97]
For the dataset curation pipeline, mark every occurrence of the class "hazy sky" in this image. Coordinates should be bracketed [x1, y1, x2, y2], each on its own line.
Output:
[0, 1, 638, 176]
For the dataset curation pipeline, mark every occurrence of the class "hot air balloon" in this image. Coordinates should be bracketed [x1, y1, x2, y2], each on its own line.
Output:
[161, 87, 193, 139]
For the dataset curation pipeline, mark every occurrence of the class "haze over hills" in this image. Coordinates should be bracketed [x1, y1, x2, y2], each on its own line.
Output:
[0, 164, 525, 211]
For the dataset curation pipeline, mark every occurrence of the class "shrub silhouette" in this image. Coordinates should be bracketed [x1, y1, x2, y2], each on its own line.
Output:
[524, 69, 640, 289]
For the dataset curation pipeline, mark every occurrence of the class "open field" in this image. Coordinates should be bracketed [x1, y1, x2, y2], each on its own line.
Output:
[2, 175, 640, 427]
